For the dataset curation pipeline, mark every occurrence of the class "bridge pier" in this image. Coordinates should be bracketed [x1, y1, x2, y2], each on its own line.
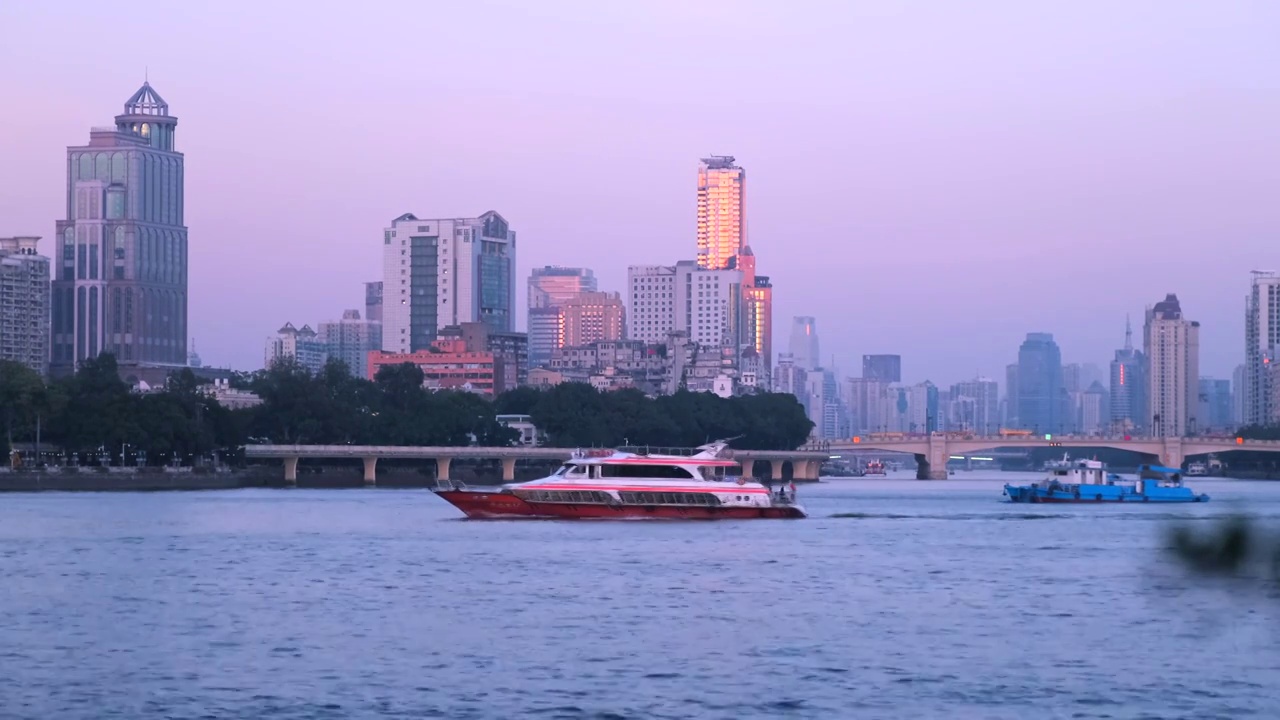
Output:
[739, 459, 754, 479]
[1161, 437, 1184, 470]
[435, 457, 452, 479]
[914, 434, 950, 479]
[770, 459, 785, 481]
[283, 456, 299, 485]
[804, 459, 821, 480]
[501, 457, 517, 482]
[362, 457, 378, 485]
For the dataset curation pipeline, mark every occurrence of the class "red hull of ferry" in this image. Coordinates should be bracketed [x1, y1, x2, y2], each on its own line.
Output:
[434, 490, 805, 520]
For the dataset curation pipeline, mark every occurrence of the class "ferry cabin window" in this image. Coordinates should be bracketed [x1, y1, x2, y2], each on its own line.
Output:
[600, 464, 695, 479]
[699, 466, 728, 481]
[618, 491, 720, 506]
[565, 465, 588, 478]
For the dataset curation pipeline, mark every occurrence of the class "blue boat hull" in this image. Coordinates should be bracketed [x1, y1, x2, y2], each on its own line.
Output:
[1004, 484, 1209, 503]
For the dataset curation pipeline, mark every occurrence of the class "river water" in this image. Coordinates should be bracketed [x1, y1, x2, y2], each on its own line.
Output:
[1, 474, 1277, 719]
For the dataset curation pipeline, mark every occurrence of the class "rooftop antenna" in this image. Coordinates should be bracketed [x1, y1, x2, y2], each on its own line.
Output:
[1123, 315, 1132, 352]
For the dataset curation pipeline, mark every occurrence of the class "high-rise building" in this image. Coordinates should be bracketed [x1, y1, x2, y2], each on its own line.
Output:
[1004, 363, 1020, 427]
[951, 377, 1000, 434]
[862, 355, 902, 383]
[1109, 317, 1147, 434]
[735, 246, 772, 381]
[527, 267, 598, 369]
[0, 236, 51, 375]
[1244, 271, 1280, 425]
[789, 316, 819, 371]
[676, 262, 742, 349]
[51, 82, 188, 374]
[1017, 332, 1065, 434]
[1080, 381, 1108, 435]
[561, 291, 626, 348]
[1198, 377, 1233, 433]
[773, 353, 803, 396]
[627, 261, 741, 350]
[265, 322, 327, 374]
[627, 264, 677, 344]
[318, 309, 382, 378]
[696, 156, 746, 270]
[1233, 364, 1247, 426]
[1144, 294, 1200, 437]
[529, 266, 596, 310]
[527, 306, 565, 371]
[846, 377, 888, 434]
[382, 211, 516, 354]
[364, 281, 383, 324]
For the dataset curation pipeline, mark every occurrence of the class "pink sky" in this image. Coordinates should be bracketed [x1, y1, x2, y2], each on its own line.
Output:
[2, 1, 1277, 385]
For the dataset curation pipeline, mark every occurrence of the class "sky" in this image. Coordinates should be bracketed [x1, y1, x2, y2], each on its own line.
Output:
[2, 1, 1278, 386]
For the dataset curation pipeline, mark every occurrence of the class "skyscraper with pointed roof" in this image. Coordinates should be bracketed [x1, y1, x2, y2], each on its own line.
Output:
[1109, 316, 1147, 433]
[51, 81, 187, 377]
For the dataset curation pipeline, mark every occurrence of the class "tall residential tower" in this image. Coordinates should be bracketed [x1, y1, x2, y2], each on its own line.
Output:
[696, 156, 746, 270]
[0, 236, 50, 374]
[1244, 271, 1280, 425]
[51, 82, 188, 375]
[1144, 294, 1199, 437]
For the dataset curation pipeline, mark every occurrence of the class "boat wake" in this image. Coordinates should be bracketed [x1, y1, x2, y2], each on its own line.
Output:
[828, 512, 1072, 521]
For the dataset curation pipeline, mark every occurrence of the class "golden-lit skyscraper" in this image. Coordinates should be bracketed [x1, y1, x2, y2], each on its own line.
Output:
[696, 156, 746, 270]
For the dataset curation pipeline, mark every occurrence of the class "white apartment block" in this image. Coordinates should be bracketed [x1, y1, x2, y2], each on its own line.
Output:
[383, 211, 516, 354]
[628, 260, 742, 350]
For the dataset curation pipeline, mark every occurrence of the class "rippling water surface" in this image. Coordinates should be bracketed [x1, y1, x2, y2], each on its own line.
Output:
[2, 474, 1279, 719]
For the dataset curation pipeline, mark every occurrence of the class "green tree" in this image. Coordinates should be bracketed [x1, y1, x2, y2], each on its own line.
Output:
[49, 354, 143, 454]
[0, 360, 46, 457]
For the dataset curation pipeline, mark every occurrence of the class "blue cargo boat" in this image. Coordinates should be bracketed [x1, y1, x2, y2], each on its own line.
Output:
[1004, 456, 1209, 503]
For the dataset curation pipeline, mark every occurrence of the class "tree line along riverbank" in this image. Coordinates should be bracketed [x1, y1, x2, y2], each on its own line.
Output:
[1, 355, 815, 469]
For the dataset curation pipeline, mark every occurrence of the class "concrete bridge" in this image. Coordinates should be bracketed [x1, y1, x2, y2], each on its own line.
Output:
[826, 434, 1280, 479]
[243, 445, 831, 485]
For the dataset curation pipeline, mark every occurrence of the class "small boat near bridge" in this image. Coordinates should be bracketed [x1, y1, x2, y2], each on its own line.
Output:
[1004, 455, 1209, 504]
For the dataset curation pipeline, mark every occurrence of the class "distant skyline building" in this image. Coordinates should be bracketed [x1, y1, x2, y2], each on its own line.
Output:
[1017, 332, 1065, 434]
[1144, 294, 1200, 437]
[318, 309, 382, 378]
[695, 156, 746, 271]
[1233, 364, 1247, 426]
[1198, 377, 1233, 433]
[0, 236, 51, 375]
[1109, 317, 1147, 434]
[862, 355, 902, 383]
[789, 316, 819, 372]
[382, 211, 516, 354]
[364, 281, 383, 324]
[51, 82, 188, 375]
[1244, 270, 1280, 426]
[1004, 363, 1020, 428]
[528, 266, 597, 310]
[265, 322, 326, 374]
[527, 266, 597, 369]
[1081, 381, 1108, 435]
[951, 376, 999, 434]
[561, 291, 626, 348]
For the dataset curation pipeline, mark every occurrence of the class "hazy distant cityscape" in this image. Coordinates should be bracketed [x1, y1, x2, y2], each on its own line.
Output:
[2, 81, 1277, 444]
